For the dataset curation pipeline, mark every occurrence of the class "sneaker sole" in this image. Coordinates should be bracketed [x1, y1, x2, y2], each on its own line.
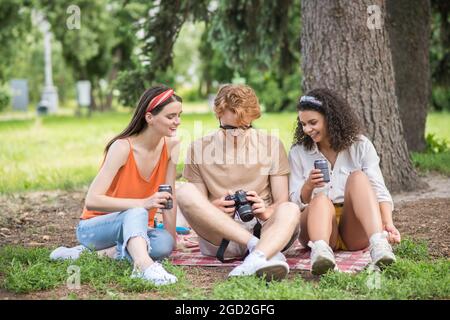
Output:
[375, 256, 395, 269]
[311, 256, 336, 275]
[255, 263, 289, 281]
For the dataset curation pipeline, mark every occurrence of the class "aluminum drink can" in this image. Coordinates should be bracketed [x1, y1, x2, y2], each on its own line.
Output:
[314, 159, 330, 183]
[158, 185, 173, 209]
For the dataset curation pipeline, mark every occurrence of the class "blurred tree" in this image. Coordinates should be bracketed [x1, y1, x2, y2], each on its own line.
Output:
[430, 0, 450, 111]
[386, 0, 431, 152]
[116, 0, 301, 111]
[39, 0, 145, 111]
[198, 0, 301, 112]
[0, 0, 32, 83]
[116, 0, 210, 107]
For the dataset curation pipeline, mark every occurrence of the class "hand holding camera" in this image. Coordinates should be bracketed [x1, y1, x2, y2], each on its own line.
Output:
[224, 190, 256, 222]
[244, 191, 265, 215]
[212, 194, 236, 216]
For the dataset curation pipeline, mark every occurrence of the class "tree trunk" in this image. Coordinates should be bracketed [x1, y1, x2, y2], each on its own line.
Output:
[386, 0, 430, 152]
[301, 0, 425, 192]
[105, 48, 123, 111]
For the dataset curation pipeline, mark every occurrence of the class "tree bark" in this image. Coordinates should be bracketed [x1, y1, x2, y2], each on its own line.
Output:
[386, 0, 430, 152]
[105, 48, 123, 111]
[301, 0, 425, 192]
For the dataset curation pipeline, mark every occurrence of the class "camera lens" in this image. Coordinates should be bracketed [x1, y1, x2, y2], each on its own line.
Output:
[237, 204, 254, 222]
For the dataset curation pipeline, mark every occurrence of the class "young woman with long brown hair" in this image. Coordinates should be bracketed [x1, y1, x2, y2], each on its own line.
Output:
[51, 85, 182, 286]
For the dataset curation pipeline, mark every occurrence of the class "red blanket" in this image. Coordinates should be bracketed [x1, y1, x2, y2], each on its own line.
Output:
[170, 233, 370, 273]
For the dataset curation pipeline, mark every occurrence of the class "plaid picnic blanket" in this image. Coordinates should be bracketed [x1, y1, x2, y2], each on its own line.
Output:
[170, 232, 371, 273]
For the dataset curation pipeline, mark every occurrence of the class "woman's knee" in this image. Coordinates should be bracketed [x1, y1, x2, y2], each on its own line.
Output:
[309, 194, 333, 210]
[121, 208, 149, 236]
[123, 207, 148, 222]
[347, 170, 369, 184]
[149, 229, 175, 260]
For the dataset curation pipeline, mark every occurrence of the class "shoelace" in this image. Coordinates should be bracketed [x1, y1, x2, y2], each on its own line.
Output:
[370, 239, 392, 254]
[369, 232, 391, 252]
[146, 263, 176, 279]
[308, 241, 334, 259]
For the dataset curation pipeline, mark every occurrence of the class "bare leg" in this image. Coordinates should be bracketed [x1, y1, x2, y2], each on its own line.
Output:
[256, 202, 300, 259]
[340, 171, 383, 250]
[96, 246, 117, 259]
[299, 193, 338, 248]
[177, 183, 253, 246]
[126, 237, 154, 271]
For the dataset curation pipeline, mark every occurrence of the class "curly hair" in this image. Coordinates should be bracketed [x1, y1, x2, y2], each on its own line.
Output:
[214, 84, 261, 126]
[293, 88, 363, 152]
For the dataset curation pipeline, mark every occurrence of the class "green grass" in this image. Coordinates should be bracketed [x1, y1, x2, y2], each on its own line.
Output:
[411, 111, 450, 174]
[411, 151, 450, 175]
[1, 240, 448, 299]
[0, 245, 205, 299]
[0, 106, 449, 194]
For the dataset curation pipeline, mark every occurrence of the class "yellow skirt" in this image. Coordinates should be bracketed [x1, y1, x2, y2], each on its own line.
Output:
[334, 204, 347, 251]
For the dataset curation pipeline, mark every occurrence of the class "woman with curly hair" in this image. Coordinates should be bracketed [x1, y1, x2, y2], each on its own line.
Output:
[289, 88, 401, 275]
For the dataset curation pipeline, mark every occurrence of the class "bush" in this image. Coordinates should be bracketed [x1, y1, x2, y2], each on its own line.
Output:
[431, 86, 450, 111]
[425, 133, 449, 154]
[0, 85, 11, 112]
[177, 86, 203, 102]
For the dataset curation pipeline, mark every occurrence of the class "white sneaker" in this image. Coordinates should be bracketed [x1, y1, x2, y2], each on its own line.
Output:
[370, 233, 396, 268]
[50, 245, 88, 260]
[228, 250, 289, 281]
[308, 240, 336, 275]
[269, 251, 287, 262]
[131, 262, 178, 286]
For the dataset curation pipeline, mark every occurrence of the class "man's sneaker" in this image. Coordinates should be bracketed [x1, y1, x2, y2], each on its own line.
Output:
[131, 262, 178, 286]
[370, 233, 396, 269]
[50, 245, 88, 260]
[308, 240, 336, 275]
[228, 250, 289, 281]
[269, 251, 287, 262]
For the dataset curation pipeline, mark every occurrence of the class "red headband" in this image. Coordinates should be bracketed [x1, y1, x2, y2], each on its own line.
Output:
[146, 89, 174, 113]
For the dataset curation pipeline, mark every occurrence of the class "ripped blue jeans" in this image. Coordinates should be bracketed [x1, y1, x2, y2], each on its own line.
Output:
[76, 207, 174, 262]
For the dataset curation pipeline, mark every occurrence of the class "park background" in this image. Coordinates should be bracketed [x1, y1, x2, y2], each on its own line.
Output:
[0, 0, 449, 299]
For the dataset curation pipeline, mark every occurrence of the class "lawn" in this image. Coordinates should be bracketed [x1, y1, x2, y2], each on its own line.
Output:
[0, 239, 448, 299]
[0, 106, 448, 194]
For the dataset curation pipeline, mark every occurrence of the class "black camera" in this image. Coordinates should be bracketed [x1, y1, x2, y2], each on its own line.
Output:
[225, 190, 254, 222]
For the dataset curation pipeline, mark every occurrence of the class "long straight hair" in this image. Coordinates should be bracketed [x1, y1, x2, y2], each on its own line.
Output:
[104, 85, 182, 154]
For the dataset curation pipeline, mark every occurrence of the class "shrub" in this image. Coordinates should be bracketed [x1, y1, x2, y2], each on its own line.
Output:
[0, 84, 11, 112]
[425, 133, 449, 154]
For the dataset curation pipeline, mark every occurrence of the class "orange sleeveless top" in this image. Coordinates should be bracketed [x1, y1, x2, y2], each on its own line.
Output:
[81, 138, 169, 227]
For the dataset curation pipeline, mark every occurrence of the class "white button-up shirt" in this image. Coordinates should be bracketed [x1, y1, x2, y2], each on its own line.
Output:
[288, 135, 393, 210]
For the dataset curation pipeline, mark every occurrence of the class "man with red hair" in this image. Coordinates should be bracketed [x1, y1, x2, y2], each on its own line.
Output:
[177, 84, 300, 280]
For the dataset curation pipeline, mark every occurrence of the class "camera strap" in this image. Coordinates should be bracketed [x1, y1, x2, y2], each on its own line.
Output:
[216, 221, 262, 263]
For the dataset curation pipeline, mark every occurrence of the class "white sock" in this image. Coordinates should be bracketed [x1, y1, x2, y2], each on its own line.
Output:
[309, 239, 329, 248]
[369, 232, 387, 246]
[246, 236, 259, 252]
[248, 249, 267, 261]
